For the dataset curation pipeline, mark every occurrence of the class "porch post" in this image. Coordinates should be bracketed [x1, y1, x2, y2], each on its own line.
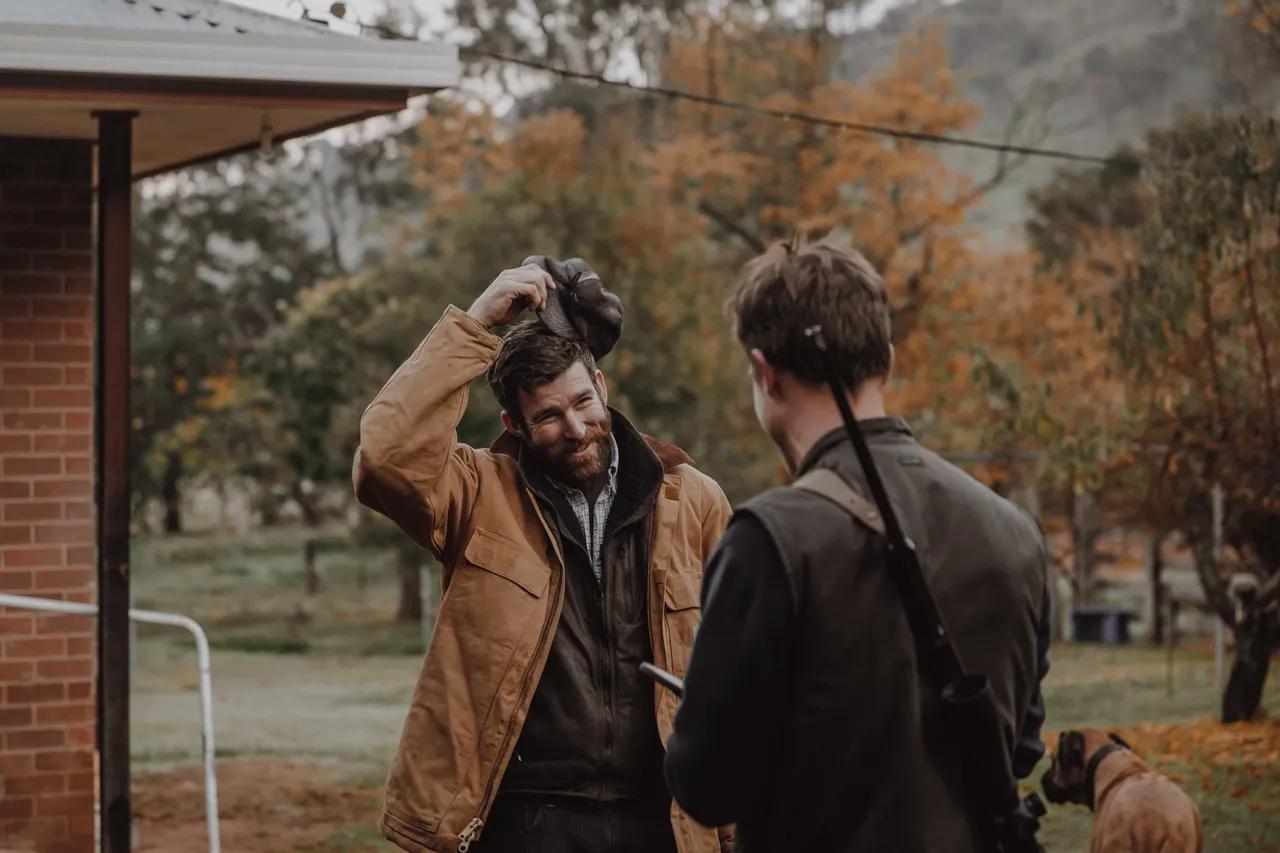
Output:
[94, 109, 135, 853]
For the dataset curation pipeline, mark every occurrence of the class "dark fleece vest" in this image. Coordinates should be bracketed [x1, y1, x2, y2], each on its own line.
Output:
[498, 410, 672, 802]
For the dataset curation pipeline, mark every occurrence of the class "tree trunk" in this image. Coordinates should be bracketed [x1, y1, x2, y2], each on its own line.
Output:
[1071, 489, 1099, 606]
[396, 550, 423, 624]
[1223, 612, 1275, 722]
[162, 451, 183, 534]
[1147, 529, 1167, 645]
[304, 538, 320, 597]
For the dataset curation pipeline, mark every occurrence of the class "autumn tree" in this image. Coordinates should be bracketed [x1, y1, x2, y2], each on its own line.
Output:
[1025, 113, 1280, 720]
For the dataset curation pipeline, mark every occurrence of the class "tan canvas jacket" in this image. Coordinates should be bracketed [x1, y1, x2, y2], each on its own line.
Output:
[353, 306, 733, 853]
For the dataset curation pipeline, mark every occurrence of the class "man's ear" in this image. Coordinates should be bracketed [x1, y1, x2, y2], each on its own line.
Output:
[500, 410, 523, 437]
[885, 343, 895, 386]
[749, 348, 782, 399]
[594, 369, 608, 407]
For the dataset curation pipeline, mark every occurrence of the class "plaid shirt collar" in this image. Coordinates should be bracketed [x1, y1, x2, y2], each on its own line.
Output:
[550, 434, 620, 584]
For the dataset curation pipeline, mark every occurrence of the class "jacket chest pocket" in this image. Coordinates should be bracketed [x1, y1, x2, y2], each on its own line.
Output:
[443, 527, 550, 657]
[660, 570, 701, 676]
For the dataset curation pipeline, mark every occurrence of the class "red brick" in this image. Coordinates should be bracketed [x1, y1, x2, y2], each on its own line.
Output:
[4, 773, 63, 796]
[0, 434, 33, 453]
[0, 524, 32, 545]
[69, 814, 95, 839]
[0, 388, 33, 408]
[33, 524, 92, 545]
[33, 297, 91, 320]
[65, 726, 92, 747]
[34, 751, 91, 772]
[3, 229, 62, 250]
[61, 321, 91, 341]
[63, 502, 92, 521]
[3, 456, 60, 476]
[0, 295, 31, 317]
[16, 816, 71, 843]
[62, 185, 91, 207]
[33, 434, 91, 454]
[0, 661, 35, 682]
[33, 389, 91, 408]
[0, 569, 33, 591]
[0, 479, 31, 499]
[4, 502, 61, 522]
[33, 569, 92, 590]
[33, 209, 89, 228]
[0, 274, 62, 296]
[63, 275, 91, 296]
[4, 411, 61, 430]
[33, 480, 91, 499]
[6, 685, 65, 707]
[0, 706, 33, 727]
[63, 457, 90, 476]
[0, 342, 33, 361]
[64, 772, 94, 794]
[35, 703, 92, 725]
[31, 344, 91, 365]
[4, 366, 65, 386]
[35, 615, 90, 636]
[34, 659, 91, 681]
[63, 412, 89, 431]
[0, 753, 35, 775]
[59, 590, 92, 605]
[1, 319, 61, 340]
[0, 251, 31, 271]
[2, 547, 62, 567]
[31, 253, 89, 274]
[65, 680, 90, 699]
[5, 638, 65, 659]
[63, 366, 90, 385]
[35, 794, 93, 816]
[62, 232, 90, 252]
[64, 545, 93, 564]
[0, 797, 33, 820]
[0, 207, 33, 226]
[0, 613, 34, 634]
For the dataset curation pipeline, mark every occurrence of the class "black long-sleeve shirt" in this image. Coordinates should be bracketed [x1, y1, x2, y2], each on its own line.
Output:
[664, 514, 1052, 829]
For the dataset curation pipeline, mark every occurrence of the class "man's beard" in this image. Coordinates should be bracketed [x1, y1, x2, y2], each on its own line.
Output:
[526, 414, 614, 489]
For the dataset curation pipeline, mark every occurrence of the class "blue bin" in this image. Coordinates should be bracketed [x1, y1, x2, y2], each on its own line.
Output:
[1072, 607, 1133, 644]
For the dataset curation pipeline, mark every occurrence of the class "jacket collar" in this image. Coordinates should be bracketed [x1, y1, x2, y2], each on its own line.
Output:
[794, 416, 914, 477]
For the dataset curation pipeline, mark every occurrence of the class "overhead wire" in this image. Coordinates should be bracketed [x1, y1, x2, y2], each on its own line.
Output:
[318, 7, 1136, 170]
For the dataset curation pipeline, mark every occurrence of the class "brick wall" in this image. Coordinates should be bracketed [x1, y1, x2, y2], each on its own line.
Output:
[0, 137, 97, 853]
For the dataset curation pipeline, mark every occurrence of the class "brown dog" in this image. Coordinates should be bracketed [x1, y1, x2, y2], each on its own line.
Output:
[1042, 728, 1204, 853]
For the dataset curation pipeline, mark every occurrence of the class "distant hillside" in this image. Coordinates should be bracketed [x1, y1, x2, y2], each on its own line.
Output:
[836, 0, 1279, 244]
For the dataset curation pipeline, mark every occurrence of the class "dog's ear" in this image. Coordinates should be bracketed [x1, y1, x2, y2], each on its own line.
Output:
[1107, 732, 1132, 750]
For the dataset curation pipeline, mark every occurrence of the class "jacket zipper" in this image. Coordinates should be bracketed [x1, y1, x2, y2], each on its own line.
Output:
[458, 492, 565, 853]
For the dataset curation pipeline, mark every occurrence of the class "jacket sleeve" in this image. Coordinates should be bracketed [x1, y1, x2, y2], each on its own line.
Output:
[352, 305, 502, 565]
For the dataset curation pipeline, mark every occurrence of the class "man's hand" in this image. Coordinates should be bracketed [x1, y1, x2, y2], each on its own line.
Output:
[467, 264, 556, 329]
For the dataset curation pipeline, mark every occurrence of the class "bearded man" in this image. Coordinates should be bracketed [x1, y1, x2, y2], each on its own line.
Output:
[354, 258, 733, 853]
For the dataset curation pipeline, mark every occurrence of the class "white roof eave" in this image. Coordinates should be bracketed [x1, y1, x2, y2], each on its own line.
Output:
[0, 23, 458, 92]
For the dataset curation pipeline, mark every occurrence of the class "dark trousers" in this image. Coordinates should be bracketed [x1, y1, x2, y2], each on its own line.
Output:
[471, 795, 678, 853]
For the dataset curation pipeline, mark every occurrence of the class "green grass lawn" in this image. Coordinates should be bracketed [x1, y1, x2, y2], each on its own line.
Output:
[131, 527, 1278, 851]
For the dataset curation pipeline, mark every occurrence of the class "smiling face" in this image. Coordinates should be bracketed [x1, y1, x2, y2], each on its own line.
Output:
[502, 361, 613, 489]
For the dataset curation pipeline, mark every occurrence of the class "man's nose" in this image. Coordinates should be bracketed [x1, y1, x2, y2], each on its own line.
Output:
[564, 412, 588, 441]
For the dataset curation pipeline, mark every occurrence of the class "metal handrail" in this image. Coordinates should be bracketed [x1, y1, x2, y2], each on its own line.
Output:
[0, 592, 221, 853]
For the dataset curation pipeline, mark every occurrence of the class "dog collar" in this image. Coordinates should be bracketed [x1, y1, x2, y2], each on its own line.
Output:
[1084, 742, 1128, 811]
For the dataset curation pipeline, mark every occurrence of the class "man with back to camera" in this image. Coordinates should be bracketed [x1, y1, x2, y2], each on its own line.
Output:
[353, 256, 733, 853]
[664, 239, 1052, 852]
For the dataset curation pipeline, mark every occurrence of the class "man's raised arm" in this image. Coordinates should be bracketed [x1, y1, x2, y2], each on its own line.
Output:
[353, 265, 554, 560]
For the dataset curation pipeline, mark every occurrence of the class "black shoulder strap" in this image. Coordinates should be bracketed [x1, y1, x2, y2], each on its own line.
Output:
[792, 468, 886, 537]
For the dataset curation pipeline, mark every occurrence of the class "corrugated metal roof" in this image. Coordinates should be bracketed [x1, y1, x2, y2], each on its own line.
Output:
[0, 0, 334, 38]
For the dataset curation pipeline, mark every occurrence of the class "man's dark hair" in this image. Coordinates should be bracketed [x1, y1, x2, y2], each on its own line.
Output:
[488, 321, 598, 422]
[730, 238, 892, 390]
